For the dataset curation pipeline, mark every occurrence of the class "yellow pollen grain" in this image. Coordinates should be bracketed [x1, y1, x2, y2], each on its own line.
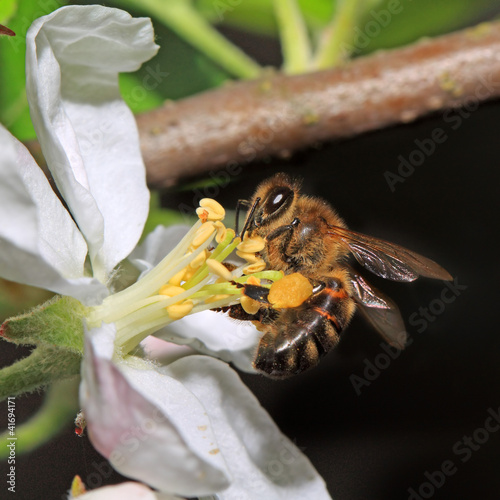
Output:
[236, 250, 260, 264]
[243, 260, 266, 274]
[268, 273, 313, 308]
[214, 221, 227, 243]
[159, 284, 186, 297]
[192, 222, 215, 248]
[196, 198, 225, 221]
[169, 268, 186, 286]
[237, 235, 265, 253]
[183, 267, 196, 281]
[241, 295, 261, 315]
[206, 259, 233, 281]
[189, 249, 209, 270]
[167, 300, 194, 320]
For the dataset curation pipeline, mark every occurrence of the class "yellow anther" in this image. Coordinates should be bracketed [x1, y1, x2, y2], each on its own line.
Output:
[166, 300, 194, 320]
[236, 250, 260, 264]
[189, 249, 209, 270]
[237, 235, 265, 253]
[241, 295, 261, 315]
[214, 221, 227, 244]
[168, 268, 186, 286]
[183, 267, 196, 281]
[268, 273, 313, 308]
[243, 260, 267, 274]
[159, 284, 186, 297]
[204, 294, 231, 304]
[206, 259, 233, 281]
[192, 222, 215, 248]
[196, 198, 225, 221]
[246, 276, 261, 286]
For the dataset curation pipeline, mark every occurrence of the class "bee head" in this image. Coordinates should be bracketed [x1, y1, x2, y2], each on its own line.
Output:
[242, 173, 301, 238]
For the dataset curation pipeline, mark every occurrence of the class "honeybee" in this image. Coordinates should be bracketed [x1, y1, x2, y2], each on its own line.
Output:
[226, 173, 452, 379]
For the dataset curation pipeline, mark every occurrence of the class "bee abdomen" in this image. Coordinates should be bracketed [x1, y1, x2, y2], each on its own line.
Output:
[254, 278, 354, 379]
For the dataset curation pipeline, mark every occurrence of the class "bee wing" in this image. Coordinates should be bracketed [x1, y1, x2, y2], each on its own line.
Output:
[350, 273, 407, 349]
[327, 225, 452, 282]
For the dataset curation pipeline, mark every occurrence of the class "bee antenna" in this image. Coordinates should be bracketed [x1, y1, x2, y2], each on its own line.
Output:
[240, 197, 261, 240]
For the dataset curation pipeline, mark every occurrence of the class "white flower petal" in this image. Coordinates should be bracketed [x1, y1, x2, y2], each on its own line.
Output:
[26, 5, 158, 277]
[164, 356, 332, 499]
[130, 225, 191, 275]
[0, 125, 107, 303]
[77, 482, 180, 500]
[140, 336, 195, 366]
[81, 324, 231, 497]
[156, 310, 259, 373]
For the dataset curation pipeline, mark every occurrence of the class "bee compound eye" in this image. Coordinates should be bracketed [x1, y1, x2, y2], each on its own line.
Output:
[265, 187, 292, 214]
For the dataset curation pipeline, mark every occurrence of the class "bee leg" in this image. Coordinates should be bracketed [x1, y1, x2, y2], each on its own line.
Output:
[212, 304, 261, 322]
[266, 217, 300, 243]
[215, 304, 278, 325]
[242, 283, 270, 304]
[266, 217, 301, 264]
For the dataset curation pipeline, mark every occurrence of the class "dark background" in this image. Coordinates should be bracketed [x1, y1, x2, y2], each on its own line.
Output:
[2, 93, 499, 500]
[207, 96, 500, 500]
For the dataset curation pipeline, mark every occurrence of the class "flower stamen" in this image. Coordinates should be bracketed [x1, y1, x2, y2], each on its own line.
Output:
[195, 198, 225, 221]
[87, 198, 284, 355]
[206, 259, 233, 281]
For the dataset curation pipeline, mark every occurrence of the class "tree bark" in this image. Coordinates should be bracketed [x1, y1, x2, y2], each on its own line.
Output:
[26, 22, 500, 188]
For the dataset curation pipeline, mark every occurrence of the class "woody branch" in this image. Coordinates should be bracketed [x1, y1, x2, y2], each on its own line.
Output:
[26, 22, 500, 188]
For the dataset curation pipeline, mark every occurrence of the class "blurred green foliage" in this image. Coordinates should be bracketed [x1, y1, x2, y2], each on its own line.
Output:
[197, 0, 500, 49]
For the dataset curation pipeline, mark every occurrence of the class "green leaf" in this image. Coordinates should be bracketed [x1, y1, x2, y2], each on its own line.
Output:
[0, 0, 65, 140]
[354, 0, 500, 55]
[196, 0, 336, 35]
[0, 0, 17, 23]
[119, 73, 164, 114]
[143, 23, 232, 99]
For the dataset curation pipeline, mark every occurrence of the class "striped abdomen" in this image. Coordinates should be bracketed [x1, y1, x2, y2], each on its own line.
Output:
[254, 278, 354, 379]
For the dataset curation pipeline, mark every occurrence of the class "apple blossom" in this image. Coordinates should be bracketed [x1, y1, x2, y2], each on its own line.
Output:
[0, 5, 332, 499]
